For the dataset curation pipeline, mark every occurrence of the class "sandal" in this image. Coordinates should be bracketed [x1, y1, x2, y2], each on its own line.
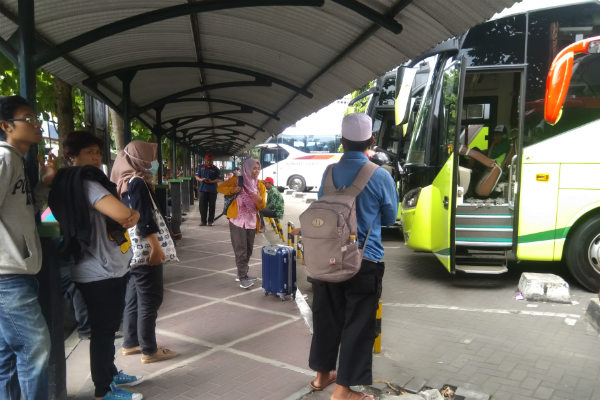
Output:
[309, 371, 336, 391]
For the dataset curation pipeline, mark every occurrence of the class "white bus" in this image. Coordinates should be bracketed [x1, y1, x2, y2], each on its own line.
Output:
[251, 143, 341, 192]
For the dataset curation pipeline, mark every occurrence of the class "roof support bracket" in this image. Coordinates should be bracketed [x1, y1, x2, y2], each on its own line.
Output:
[330, 0, 403, 34]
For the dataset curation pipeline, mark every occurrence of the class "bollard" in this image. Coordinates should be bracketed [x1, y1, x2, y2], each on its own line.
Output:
[297, 235, 305, 265]
[266, 217, 276, 232]
[276, 220, 284, 241]
[288, 221, 294, 246]
[374, 301, 382, 353]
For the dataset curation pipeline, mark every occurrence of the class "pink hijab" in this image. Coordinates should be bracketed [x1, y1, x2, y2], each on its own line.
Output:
[110, 141, 157, 196]
[241, 158, 259, 194]
[236, 158, 260, 216]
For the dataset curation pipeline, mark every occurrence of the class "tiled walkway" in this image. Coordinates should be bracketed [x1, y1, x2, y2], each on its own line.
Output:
[66, 207, 315, 400]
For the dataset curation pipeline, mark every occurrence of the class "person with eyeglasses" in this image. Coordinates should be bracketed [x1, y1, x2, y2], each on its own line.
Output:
[0, 95, 56, 399]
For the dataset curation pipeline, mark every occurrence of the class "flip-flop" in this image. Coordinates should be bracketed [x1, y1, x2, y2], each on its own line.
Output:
[308, 374, 336, 391]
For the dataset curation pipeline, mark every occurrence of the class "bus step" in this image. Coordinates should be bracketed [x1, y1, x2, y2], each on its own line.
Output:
[457, 203, 511, 215]
[455, 264, 508, 274]
[455, 238, 512, 248]
[456, 249, 506, 261]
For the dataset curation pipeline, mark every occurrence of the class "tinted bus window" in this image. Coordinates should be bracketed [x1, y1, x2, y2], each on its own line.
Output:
[461, 15, 526, 67]
[378, 76, 396, 108]
[525, 3, 600, 145]
[406, 55, 441, 165]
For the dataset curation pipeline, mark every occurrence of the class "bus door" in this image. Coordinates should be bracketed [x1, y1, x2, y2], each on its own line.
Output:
[431, 56, 466, 272]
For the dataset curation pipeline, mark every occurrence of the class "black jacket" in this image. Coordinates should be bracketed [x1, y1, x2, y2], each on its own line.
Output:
[49, 166, 127, 259]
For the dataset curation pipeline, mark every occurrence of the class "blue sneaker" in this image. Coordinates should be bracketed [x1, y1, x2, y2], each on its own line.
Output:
[101, 383, 143, 399]
[113, 370, 144, 387]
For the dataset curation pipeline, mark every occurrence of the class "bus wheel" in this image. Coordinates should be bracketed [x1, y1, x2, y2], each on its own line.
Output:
[288, 175, 306, 192]
[565, 216, 600, 292]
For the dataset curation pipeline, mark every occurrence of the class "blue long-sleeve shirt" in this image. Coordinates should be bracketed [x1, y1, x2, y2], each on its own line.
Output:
[318, 151, 398, 262]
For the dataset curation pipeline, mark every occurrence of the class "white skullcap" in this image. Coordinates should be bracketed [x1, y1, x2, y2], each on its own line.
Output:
[341, 113, 372, 142]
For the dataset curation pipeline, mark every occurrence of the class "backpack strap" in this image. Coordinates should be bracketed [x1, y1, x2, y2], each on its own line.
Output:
[322, 164, 336, 196]
[344, 161, 379, 197]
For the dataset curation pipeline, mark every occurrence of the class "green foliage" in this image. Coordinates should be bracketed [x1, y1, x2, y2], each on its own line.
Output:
[345, 81, 373, 115]
[0, 53, 55, 120]
[0, 54, 18, 96]
[72, 87, 86, 130]
[131, 119, 152, 142]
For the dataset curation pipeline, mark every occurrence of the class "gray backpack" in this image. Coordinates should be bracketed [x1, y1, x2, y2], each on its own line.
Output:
[299, 161, 378, 282]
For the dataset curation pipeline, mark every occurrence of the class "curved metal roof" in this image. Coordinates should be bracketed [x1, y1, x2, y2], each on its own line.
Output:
[0, 0, 518, 155]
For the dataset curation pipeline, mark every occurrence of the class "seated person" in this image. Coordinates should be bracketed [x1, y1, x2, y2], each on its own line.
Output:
[259, 177, 284, 232]
[458, 144, 502, 198]
[488, 124, 510, 167]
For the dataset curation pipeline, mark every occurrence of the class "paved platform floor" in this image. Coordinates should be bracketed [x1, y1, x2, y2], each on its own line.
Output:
[66, 206, 315, 400]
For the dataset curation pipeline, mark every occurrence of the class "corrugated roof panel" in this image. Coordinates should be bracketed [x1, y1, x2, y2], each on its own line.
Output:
[0, 15, 17, 41]
[130, 68, 203, 106]
[33, 1, 181, 44]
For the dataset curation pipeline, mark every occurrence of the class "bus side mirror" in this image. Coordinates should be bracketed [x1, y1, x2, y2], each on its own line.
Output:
[395, 67, 417, 126]
[544, 52, 573, 125]
[545, 36, 600, 125]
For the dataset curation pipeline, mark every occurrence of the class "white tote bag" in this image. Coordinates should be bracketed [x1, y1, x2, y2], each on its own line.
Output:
[127, 177, 179, 267]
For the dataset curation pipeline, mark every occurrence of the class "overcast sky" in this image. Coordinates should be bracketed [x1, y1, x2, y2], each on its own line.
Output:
[280, 95, 350, 137]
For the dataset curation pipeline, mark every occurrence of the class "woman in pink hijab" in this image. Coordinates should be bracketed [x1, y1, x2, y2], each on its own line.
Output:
[217, 158, 266, 289]
[111, 141, 178, 365]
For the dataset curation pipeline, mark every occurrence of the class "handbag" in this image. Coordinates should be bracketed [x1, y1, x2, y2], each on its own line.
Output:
[127, 177, 179, 267]
[214, 176, 243, 221]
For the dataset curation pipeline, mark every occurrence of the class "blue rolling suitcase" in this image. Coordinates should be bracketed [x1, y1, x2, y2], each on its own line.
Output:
[262, 244, 297, 301]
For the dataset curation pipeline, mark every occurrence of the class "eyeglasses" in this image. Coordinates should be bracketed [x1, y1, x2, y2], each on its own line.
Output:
[9, 117, 41, 126]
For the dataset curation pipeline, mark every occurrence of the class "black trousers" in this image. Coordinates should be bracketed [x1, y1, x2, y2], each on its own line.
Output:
[76, 276, 127, 397]
[122, 265, 164, 355]
[259, 207, 278, 228]
[198, 191, 218, 224]
[308, 260, 384, 387]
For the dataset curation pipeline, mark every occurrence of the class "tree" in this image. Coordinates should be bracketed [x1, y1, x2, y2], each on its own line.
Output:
[54, 76, 73, 166]
[345, 81, 373, 115]
[1, 52, 85, 167]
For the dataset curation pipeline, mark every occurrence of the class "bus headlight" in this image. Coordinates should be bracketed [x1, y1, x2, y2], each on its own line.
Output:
[402, 188, 421, 209]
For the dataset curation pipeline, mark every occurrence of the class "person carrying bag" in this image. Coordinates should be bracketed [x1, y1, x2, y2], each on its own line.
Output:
[111, 141, 178, 365]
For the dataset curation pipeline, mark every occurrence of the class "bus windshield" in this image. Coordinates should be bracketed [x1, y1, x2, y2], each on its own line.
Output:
[406, 55, 440, 164]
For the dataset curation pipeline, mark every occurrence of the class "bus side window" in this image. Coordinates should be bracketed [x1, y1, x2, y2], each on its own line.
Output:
[277, 149, 289, 162]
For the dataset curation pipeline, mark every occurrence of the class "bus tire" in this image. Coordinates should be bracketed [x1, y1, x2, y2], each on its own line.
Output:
[565, 215, 600, 292]
[288, 175, 306, 192]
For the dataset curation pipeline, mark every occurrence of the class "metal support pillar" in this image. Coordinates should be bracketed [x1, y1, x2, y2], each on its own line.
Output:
[172, 137, 177, 178]
[154, 107, 164, 183]
[18, 0, 38, 190]
[119, 72, 136, 145]
[182, 146, 187, 176]
[18, 2, 66, 398]
[169, 179, 182, 236]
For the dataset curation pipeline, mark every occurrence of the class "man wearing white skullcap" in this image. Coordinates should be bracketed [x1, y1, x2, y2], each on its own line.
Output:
[307, 113, 398, 400]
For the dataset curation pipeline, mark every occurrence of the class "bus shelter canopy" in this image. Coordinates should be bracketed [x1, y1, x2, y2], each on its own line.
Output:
[0, 0, 517, 156]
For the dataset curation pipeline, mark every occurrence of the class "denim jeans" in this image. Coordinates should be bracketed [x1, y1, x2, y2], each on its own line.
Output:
[122, 264, 164, 355]
[76, 276, 127, 397]
[0, 274, 50, 400]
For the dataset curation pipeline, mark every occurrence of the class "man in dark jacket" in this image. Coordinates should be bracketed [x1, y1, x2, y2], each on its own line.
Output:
[195, 153, 222, 226]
